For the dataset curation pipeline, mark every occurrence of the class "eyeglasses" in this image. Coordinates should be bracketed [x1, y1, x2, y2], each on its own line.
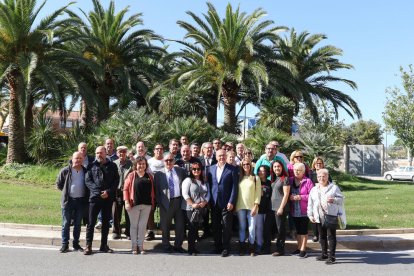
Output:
[191, 168, 201, 171]
[245, 152, 252, 155]
[164, 159, 174, 162]
[242, 163, 251, 166]
[154, 148, 163, 150]
[295, 156, 303, 158]
[213, 142, 220, 144]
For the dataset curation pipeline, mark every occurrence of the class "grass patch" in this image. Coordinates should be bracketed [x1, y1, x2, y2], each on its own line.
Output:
[340, 177, 414, 229]
[0, 165, 413, 229]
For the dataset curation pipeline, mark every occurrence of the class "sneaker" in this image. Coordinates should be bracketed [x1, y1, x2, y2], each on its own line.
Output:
[59, 244, 69, 253]
[139, 247, 146, 255]
[112, 233, 121, 240]
[72, 244, 84, 252]
[316, 255, 328, 261]
[312, 236, 319, 242]
[95, 222, 102, 230]
[299, 251, 308, 258]
[290, 249, 300, 255]
[325, 257, 336, 265]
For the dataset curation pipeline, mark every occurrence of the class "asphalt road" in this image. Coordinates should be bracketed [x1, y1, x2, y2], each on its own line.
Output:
[0, 245, 413, 275]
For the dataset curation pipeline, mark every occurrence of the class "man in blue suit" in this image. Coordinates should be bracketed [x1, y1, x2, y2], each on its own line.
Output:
[208, 149, 239, 257]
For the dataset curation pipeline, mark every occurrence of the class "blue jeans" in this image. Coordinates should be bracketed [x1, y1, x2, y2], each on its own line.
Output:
[255, 214, 265, 246]
[61, 197, 87, 245]
[237, 209, 256, 244]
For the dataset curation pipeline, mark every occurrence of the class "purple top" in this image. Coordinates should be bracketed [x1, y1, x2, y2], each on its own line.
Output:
[289, 176, 314, 217]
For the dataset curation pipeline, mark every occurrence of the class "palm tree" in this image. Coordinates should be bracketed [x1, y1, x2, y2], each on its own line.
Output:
[0, 0, 78, 163]
[255, 95, 296, 134]
[170, 2, 285, 133]
[268, 29, 361, 124]
[72, 0, 165, 122]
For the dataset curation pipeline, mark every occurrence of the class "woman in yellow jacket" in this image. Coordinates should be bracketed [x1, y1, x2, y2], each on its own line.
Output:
[235, 157, 261, 256]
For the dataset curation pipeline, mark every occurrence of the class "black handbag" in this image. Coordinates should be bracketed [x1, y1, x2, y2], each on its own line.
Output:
[322, 214, 338, 228]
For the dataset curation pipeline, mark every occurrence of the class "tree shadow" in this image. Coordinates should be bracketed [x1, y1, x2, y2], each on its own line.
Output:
[345, 224, 379, 229]
[337, 251, 414, 265]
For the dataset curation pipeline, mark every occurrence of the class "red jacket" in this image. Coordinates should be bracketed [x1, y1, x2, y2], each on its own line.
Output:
[123, 171, 155, 209]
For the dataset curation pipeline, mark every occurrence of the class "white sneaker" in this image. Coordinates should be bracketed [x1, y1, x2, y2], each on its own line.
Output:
[95, 222, 102, 229]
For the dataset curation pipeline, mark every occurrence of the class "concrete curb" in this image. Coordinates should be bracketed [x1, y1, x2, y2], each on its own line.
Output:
[1, 223, 414, 252]
[2, 222, 414, 235]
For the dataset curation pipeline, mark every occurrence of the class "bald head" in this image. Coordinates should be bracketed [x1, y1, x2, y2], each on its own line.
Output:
[72, 151, 84, 169]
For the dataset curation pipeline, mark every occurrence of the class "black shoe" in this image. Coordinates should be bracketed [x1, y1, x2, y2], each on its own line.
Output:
[221, 249, 229, 257]
[188, 249, 199, 256]
[145, 231, 155, 241]
[59, 244, 69, 253]
[325, 257, 336, 265]
[290, 249, 300, 255]
[164, 247, 173, 254]
[84, 245, 92, 255]
[173, 247, 187, 254]
[312, 236, 319, 242]
[72, 244, 84, 252]
[99, 245, 114, 253]
[316, 255, 328, 261]
[299, 251, 308, 258]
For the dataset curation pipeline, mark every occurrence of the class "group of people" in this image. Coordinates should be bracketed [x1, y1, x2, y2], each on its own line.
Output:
[56, 136, 345, 264]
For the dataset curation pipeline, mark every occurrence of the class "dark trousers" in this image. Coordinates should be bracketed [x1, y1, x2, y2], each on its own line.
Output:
[317, 223, 337, 258]
[186, 210, 199, 252]
[159, 197, 184, 249]
[312, 223, 319, 238]
[201, 208, 211, 235]
[211, 204, 233, 251]
[275, 212, 288, 253]
[86, 199, 112, 247]
[262, 210, 276, 252]
[112, 195, 130, 236]
[61, 197, 87, 246]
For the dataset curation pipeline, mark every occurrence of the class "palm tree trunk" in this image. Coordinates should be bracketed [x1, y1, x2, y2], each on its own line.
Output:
[6, 71, 26, 163]
[80, 99, 92, 132]
[205, 90, 218, 127]
[222, 82, 239, 133]
[24, 94, 34, 141]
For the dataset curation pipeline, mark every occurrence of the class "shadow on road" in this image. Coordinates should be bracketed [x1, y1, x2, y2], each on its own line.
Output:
[338, 251, 414, 265]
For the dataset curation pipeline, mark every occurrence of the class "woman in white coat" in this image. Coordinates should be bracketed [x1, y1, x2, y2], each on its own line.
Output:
[308, 168, 344, 265]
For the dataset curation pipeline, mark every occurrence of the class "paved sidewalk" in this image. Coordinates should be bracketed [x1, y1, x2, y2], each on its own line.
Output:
[1, 223, 414, 252]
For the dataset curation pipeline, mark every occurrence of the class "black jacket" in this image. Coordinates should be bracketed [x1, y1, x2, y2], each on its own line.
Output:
[85, 160, 120, 202]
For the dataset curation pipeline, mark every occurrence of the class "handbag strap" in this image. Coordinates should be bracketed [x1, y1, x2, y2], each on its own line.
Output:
[317, 186, 328, 215]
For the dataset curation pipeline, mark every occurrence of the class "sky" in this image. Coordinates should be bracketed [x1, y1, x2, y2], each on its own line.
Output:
[43, 0, 414, 145]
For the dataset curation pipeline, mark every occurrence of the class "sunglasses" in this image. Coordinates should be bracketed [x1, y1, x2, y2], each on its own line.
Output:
[242, 163, 251, 166]
[191, 168, 201, 171]
[164, 159, 174, 162]
[295, 156, 303, 158]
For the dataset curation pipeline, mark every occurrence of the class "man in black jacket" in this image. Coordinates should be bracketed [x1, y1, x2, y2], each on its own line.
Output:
[84, 146, 119, 255]
[56, 152, 88, 253]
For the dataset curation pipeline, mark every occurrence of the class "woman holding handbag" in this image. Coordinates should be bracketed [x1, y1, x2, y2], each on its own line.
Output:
[308, 168, 344, 264]
[181, 161, 210, 255]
